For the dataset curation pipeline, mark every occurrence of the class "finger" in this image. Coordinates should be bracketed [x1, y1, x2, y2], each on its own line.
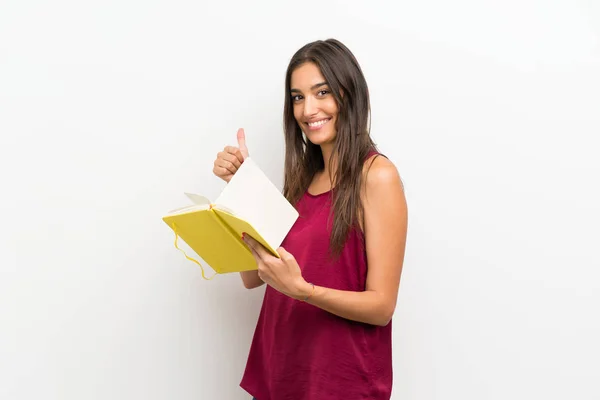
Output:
[223, 146, 244, 165]
[257, 264, 271, 282]
[212, 165, 233, 180]
[277, 247, 295, 263]
[246, 240, 261, 262]
[236, 128, 249, 159]
[221, 151, 242, 169]
[214, 156, 238, 175]
[243, 233, 268, 260]
[242, 234, 263, 260]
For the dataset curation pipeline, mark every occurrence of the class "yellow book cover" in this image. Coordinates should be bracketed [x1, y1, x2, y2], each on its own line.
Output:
[162, 157, 299, 277]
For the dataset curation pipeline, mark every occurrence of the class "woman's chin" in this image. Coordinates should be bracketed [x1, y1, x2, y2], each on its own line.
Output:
[305, 130, 336, 146]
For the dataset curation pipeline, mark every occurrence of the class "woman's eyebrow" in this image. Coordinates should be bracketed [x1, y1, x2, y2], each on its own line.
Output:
[290, 82, 328, 93]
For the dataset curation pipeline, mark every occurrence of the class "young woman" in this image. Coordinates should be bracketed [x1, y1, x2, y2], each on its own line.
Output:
[212, 38, 408, 400]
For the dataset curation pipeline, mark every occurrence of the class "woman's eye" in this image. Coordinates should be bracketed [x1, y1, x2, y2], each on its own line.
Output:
[318, 89, 330, 96]
[292, 94, 303, 101]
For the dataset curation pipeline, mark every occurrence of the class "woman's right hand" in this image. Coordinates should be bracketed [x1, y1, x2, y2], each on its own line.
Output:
[213, 128, 249, 183]
[213, 128, 262, 288]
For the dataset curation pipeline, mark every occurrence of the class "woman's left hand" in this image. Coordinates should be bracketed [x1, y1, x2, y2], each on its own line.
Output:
[242, 233, 311, 300]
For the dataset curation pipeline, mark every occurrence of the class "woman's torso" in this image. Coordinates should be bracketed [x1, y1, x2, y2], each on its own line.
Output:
[240, 151, 393, 400]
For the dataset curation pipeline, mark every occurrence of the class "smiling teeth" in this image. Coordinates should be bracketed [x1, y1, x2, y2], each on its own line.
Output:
[308, 119, 329, 127]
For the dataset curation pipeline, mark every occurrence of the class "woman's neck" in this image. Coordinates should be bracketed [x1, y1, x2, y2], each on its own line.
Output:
[320, 143, 337, 179]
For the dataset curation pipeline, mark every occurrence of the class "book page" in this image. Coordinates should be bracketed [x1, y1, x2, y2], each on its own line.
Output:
[184, 193, 212, 206]
[214, 157, 298, 250]
[166, 203, 210, 216]
[165, 193, 211, 216]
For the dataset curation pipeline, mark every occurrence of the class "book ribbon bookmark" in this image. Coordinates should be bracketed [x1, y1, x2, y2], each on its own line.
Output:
[171, 223, 217, 280]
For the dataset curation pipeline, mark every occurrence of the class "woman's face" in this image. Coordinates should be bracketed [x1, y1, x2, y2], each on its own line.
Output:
[290, 62, 339, 146]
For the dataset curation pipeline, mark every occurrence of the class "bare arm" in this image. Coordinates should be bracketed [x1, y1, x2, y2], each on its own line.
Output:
[240, 270, 265, 289]
[295, 157, 408, 326]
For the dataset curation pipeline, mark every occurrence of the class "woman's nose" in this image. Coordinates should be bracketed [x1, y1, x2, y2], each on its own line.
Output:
[303, 97, 318, 117]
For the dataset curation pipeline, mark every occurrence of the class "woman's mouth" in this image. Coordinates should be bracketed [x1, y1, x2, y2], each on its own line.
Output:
[306, 118, 331, 131]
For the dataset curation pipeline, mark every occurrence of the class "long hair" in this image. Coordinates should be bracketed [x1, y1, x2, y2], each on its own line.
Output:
[282, 38, 378, 258]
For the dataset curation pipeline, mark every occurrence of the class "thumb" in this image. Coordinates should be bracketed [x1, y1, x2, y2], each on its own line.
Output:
[237, 128, 249, 159]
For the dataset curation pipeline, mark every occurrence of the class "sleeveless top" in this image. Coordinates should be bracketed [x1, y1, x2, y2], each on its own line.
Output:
[240, 151, 393, 400]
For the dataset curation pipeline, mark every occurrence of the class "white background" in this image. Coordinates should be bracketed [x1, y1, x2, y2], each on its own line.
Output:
[1, 1, 599, 399]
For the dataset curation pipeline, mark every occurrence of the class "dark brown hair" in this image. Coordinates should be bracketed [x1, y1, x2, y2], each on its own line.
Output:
[282, 38, 378, 258]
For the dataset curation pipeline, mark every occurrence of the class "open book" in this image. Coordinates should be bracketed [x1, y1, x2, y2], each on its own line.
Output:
[162, 157, 299, 277]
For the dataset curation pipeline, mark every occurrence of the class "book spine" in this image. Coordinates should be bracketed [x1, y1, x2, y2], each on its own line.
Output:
[210, 210, 249, 254]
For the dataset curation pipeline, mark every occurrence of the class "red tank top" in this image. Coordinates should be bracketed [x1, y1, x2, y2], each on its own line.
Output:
[240, 152, 393, 400]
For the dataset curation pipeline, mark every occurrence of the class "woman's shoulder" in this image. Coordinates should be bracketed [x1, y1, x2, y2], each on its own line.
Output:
[362, 151, 403, 194]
